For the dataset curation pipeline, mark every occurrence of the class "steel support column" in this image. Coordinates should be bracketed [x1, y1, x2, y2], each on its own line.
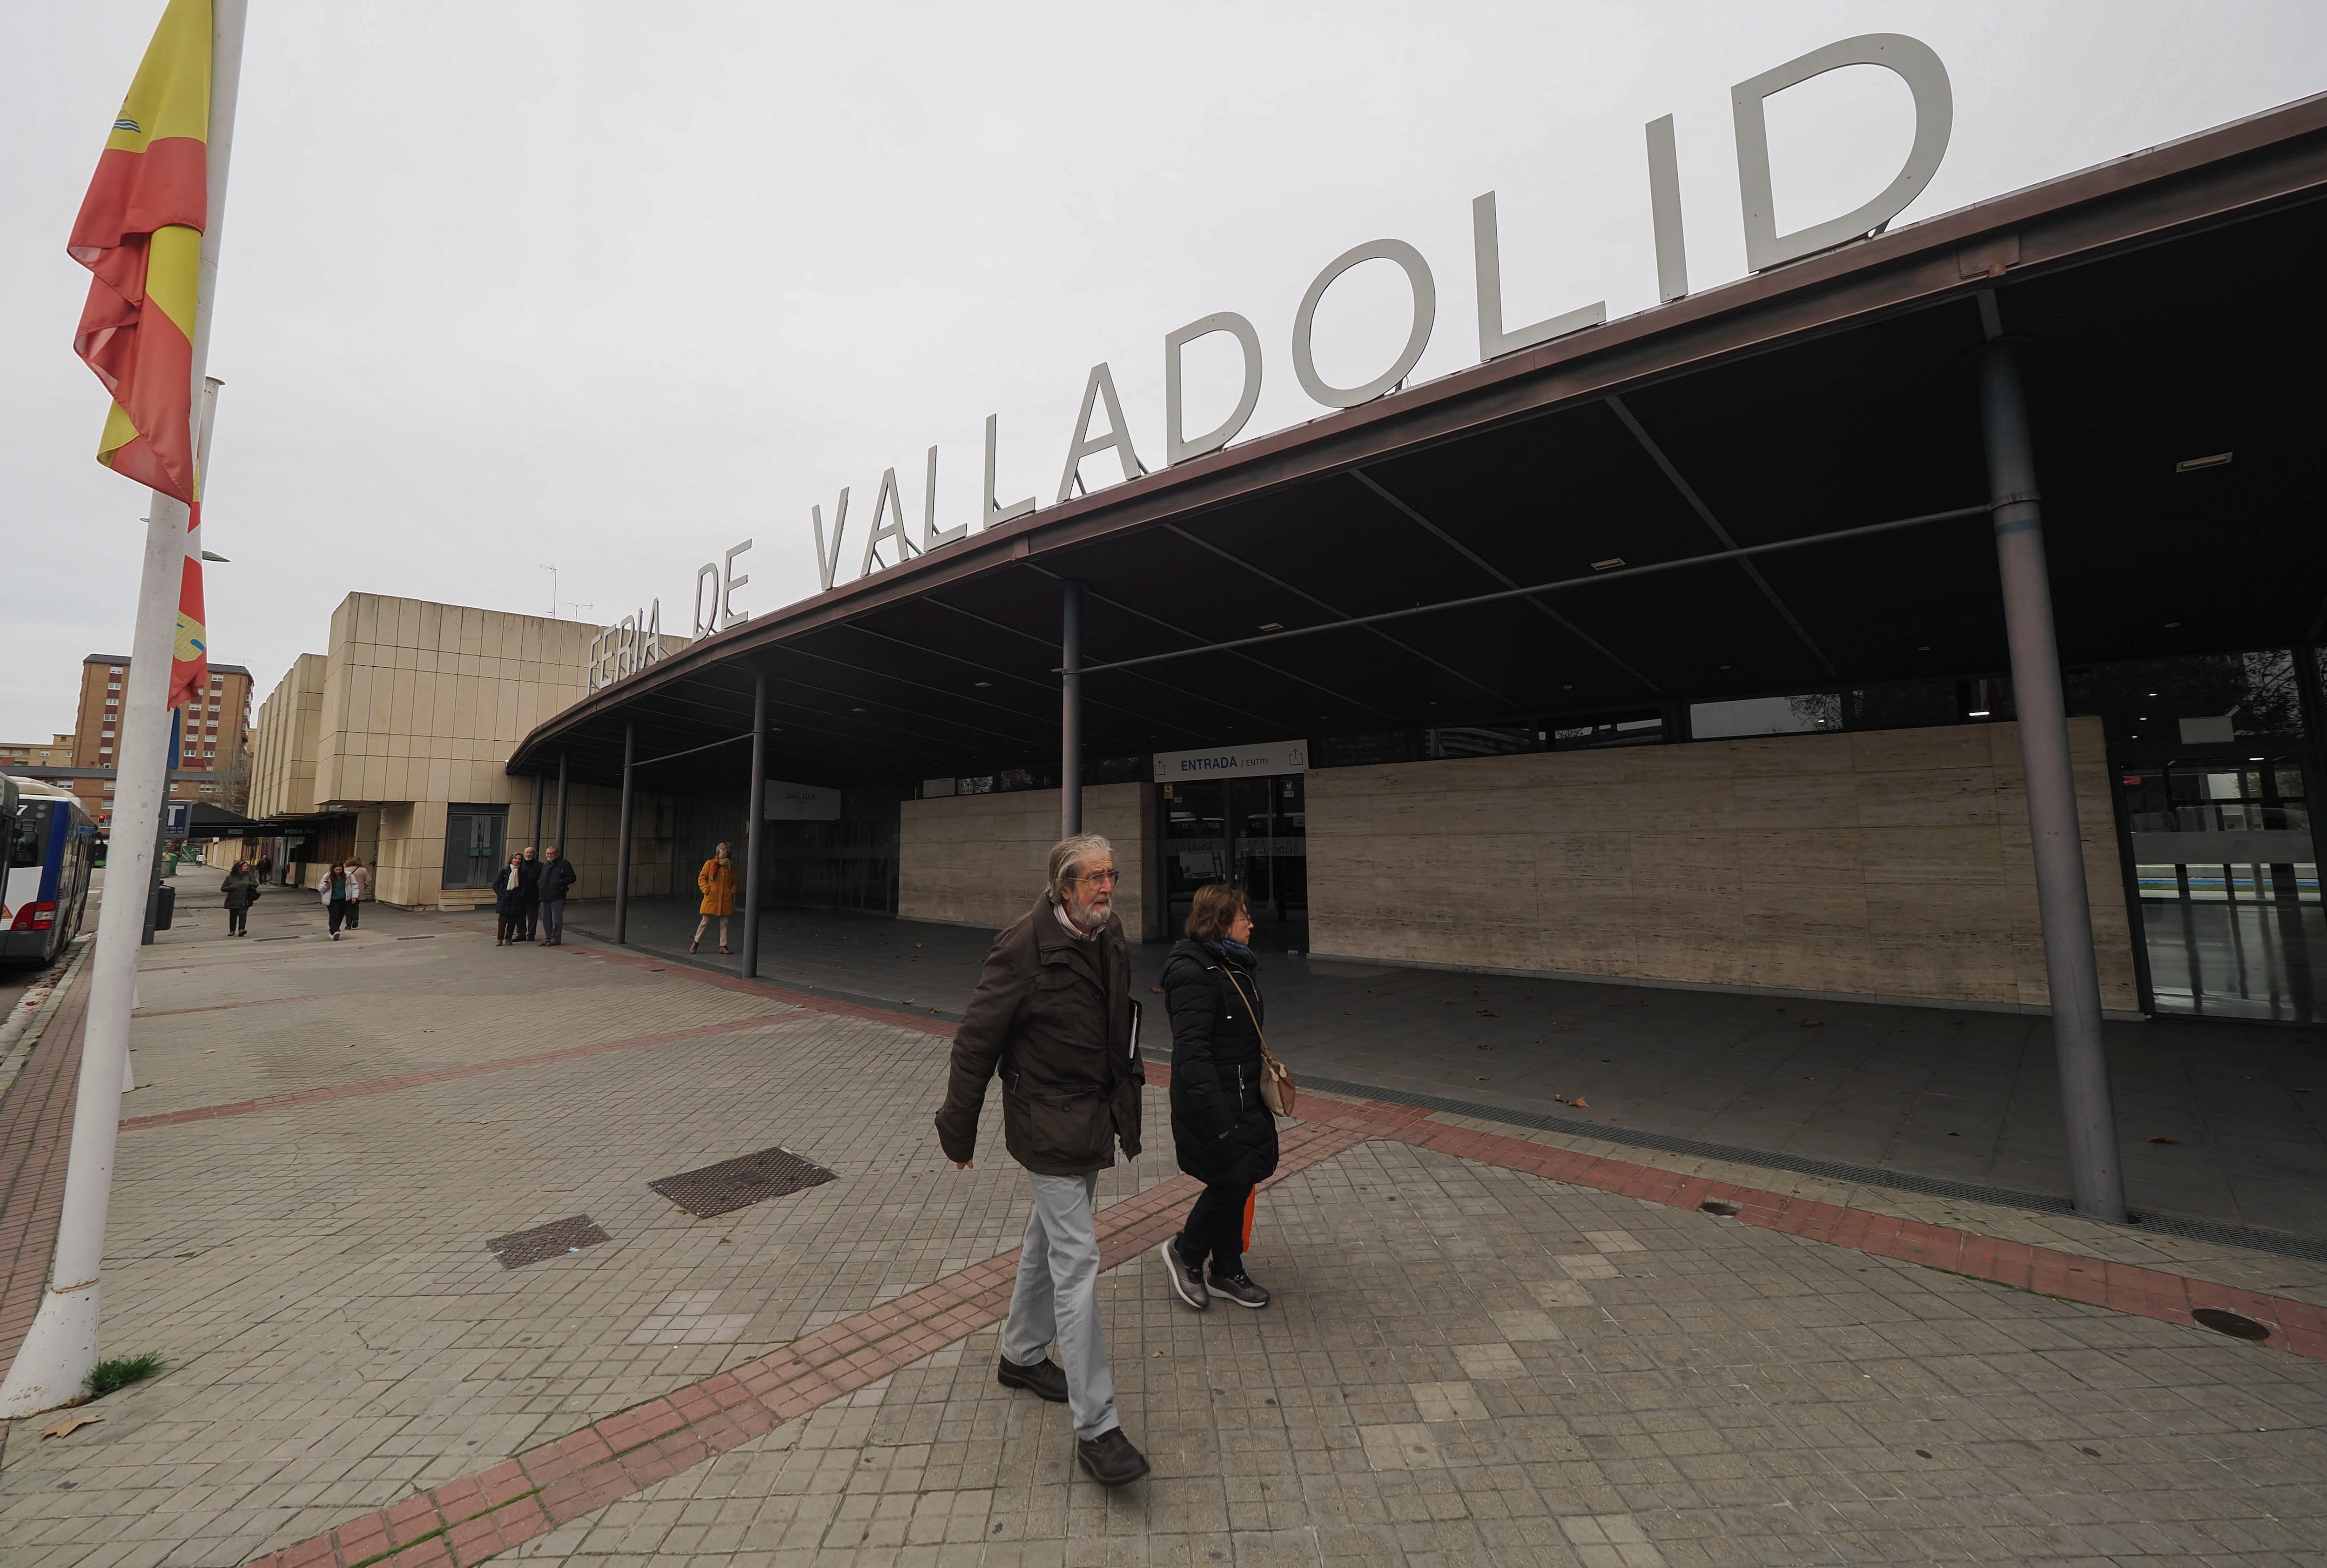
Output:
[1061, 581, 1083, 838]
[1978, 337, 2127, 1225]
[613, 722, 634, 945]
[555, 751, 568, 851]
[743, 670, 767, 978]
[531, 769, 545, 853]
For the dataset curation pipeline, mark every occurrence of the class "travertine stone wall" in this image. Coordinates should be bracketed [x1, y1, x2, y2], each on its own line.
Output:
[249, 654, 326, 819]
[249, 594, 685, 910]
[1306, 719, 2137, 1013]
[899, 783, 1155, 940]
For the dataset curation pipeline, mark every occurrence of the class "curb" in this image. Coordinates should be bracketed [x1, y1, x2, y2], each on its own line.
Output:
[0, 938, 94, 1107]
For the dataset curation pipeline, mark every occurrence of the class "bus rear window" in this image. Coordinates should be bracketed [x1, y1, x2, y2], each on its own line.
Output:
[9, 803, 53, 867]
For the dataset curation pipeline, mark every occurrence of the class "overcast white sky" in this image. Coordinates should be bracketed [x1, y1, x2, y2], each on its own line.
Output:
[2, 2, 2321, 740]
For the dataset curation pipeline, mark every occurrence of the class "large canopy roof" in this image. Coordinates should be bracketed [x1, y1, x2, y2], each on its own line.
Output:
[511, 95, 2327, 793]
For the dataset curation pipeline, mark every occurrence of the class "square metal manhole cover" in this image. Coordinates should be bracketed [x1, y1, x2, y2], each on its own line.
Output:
[649, 1146, 837, 1218]
[486, 1214, 612, 1268]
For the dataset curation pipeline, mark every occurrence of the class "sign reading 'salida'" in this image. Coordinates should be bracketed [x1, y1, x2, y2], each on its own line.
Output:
[806, 32, 1952, 592]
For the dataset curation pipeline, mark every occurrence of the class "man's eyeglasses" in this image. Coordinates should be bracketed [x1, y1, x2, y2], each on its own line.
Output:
[1068, 867, 1120, 885]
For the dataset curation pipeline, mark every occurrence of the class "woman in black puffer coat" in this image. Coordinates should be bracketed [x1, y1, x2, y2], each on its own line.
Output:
[1157, 883, 1279, 1311]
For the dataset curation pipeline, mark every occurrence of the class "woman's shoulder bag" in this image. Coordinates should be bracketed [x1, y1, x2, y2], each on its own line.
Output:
[1218, 966, 1295, 1117]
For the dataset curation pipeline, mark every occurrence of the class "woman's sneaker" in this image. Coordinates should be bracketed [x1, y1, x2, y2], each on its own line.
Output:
[1205, 1270, 1271, 1309]
[1160, 1239, 1209, 1310]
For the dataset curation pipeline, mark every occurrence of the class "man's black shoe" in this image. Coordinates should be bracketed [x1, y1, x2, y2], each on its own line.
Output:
[1160, 1238, 1209, 1310]
[996, 1353, 1068, 1403]
[1206, 1270, 1271, 1309]
[1076, 1427, 1150, 1486]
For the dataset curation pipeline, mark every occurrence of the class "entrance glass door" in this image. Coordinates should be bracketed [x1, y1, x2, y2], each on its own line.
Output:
[1161, 775, 1307, 945]
[443, 804, 507, 891]
[2121, 759, 2327, 1020]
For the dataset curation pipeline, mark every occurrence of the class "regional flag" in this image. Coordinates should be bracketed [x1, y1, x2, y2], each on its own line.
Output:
[69, 0, 210, 505]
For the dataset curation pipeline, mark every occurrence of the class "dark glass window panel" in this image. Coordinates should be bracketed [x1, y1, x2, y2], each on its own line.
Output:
[1313, 730, 1418, 769]
[2084, 650, 2302, 753]
[1423, 726, 1535, 760]
[1551, 712, 1664, 750]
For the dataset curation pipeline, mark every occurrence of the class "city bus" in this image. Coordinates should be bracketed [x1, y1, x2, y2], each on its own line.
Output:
[3, 775, 98, 967]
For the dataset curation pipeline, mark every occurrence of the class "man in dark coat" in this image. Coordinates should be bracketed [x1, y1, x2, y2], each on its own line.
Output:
[536, 844, 577, 945]
[517, 846, 542, 941]
[934, 833, 1148, 1487]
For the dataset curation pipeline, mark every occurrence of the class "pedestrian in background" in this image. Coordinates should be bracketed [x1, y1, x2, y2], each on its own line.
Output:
[221, 859, 259, 937]
[537, 844, 576, 945]
[343, 858, 371, 929]
[321, 862, 353, 940]
[492, 852, 526, 945]
[934, 833, 1149, 1487]
[1157, 884, 1278, 1311]
[693, 842, 736, 954]
[517, 845, 541, 941]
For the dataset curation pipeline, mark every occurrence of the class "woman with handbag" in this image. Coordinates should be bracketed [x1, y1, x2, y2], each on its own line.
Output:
[491, 852, 527, 946]
[221, 859, 260, 937]
[1157, 882, 1283, 1310]
[319, 862, 355, 939]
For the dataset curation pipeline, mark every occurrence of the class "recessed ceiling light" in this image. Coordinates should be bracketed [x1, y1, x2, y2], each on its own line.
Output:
[1258, 622, 1283, 632]
[852, 706, 867, 712]
[1590, 557, 1625, 571]
[2175, 452, 2232, 471]
[1718, 664, 1731, 671]
[1917, 645, 1931, 652]
[1561, 684, 1573, 690]
[2164, 622, 2180, 629]
[974, 681, 991, 688]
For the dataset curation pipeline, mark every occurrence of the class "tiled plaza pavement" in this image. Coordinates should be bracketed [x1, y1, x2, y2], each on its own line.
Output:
[0, 896, 2324, 1566]
[582, 901, 2327, 1243]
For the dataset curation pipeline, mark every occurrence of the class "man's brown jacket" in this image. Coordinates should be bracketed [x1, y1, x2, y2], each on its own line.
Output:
[934, 892, 1142, 1175]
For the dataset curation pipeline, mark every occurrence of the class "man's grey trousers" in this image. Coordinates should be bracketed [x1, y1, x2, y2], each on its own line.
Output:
[1000, 1171, 1118, 1441]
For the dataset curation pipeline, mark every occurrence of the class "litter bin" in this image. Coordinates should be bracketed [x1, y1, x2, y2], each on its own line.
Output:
[152, 881, 176, 931]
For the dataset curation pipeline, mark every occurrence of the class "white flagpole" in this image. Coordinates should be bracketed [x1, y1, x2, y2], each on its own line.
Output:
[1, 0, 248, 1416]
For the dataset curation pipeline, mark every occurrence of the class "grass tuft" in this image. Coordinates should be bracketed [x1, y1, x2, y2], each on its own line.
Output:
[84, 1352, 165, 1398]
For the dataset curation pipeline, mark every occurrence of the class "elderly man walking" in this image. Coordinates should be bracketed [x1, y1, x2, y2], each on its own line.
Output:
[935, 833, 1148, 1486]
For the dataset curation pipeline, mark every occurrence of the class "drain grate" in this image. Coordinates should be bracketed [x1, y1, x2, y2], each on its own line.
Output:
[487, 1214, 611, 1268]
[650, 1146, 836, 1218]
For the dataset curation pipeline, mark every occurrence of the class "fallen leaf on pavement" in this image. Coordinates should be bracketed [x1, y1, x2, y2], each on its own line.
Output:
[1798, 1019, 1825, 1028]
[42, 1414, 101, 1439]
[2148, 1134, 2180, 1144]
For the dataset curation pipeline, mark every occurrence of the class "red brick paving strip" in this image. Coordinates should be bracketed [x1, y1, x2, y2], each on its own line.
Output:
[118, 1012, 804, 1133]
[1369, 1110, 2327, 1359]
[243, 1080, 2327, 1568]
[242, 1113, 1370, 1568]
[0, 968, 93, 1380]
[58, 916, 2307, 1563]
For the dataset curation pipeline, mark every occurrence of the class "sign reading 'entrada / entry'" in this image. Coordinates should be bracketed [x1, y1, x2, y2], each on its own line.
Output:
[1153, 740, 1311, 782]
[802, 32, 1953, 595]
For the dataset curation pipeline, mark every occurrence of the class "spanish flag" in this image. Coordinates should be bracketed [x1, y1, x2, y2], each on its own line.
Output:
[69, 0, 209, 506]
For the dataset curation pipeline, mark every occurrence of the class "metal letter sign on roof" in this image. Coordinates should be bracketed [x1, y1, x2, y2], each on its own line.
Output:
[1292, 238, 1437, 408]
[800, 31, 1950, 584]
[860, 468, 918, 577]
[1472, 192, 1606, 362]
[1732, 33, 1952, 272]
[1056, 362, 1148, 503]
[1164, 312, 1263, 466]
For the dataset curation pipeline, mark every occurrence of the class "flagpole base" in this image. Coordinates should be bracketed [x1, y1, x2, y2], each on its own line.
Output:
[0, 1281, 101, 1417]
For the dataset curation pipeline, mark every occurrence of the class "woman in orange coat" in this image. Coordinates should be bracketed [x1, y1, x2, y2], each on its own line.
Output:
[693, 842, 738, 954]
